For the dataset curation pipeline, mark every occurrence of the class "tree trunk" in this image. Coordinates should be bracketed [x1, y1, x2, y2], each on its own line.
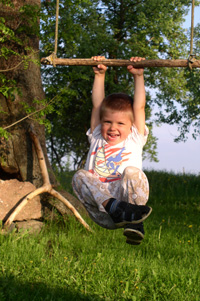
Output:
[0, 0, 56, 187]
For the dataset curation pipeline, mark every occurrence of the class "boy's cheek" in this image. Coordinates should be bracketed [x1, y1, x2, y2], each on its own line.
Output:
[101, 128, 105, 137]
[101, 125, 106, 134]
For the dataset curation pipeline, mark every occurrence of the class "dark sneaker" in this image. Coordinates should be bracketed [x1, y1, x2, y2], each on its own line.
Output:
[123, 223, 144, 245]
[108, 200, 152, 227]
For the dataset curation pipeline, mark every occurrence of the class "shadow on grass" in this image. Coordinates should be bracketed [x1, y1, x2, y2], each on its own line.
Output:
[0, 275, 102, 301]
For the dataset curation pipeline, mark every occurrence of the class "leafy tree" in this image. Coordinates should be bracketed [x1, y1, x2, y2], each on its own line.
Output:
[0, 0, 56, 185]
[154, 23, 200, 142]
[40, 0, 196, 170]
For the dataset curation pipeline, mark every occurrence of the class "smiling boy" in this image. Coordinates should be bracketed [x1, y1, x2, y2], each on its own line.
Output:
[72, 56, 152, 245]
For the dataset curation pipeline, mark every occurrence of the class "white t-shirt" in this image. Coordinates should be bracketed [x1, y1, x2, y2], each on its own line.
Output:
[85, 124, 148, 183]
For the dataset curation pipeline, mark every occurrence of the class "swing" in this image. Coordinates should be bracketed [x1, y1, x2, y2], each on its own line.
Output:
[41, 0, 199, 69]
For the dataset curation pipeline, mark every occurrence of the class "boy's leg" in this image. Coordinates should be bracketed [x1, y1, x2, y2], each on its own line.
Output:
[104, 167, 151, 228]
[119, 166, 149, 205]
[118, 166, 150, 244]
[72, 169, 117, 229]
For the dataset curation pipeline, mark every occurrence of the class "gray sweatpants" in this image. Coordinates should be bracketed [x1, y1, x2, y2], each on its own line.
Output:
[72, 166, 149, 229]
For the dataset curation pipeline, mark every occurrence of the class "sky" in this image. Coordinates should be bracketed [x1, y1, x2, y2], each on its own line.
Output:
[143, 5, 200, 175]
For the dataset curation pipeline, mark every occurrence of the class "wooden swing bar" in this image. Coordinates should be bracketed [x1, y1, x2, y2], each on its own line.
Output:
[41, 57, 200, 68]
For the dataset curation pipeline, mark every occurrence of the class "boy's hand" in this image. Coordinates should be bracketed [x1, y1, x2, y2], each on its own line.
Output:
[92, 56, 107, 75]
[127, 57, 145, 76]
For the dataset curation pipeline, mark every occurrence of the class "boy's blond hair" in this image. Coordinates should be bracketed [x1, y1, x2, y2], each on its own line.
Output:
[100, 93, 134, 123]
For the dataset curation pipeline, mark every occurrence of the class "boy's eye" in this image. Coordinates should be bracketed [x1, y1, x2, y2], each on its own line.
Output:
[118, 122, 124, 125]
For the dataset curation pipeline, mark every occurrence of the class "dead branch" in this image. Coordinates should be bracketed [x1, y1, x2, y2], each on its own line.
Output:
[3, 128, 92, 233]
[41, 57, 200, 68]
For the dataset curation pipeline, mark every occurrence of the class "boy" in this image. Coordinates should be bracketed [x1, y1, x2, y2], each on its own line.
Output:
[72, 56, 151, 245]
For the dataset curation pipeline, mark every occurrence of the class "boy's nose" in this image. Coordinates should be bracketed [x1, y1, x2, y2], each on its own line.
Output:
[110, 123, 116, 130]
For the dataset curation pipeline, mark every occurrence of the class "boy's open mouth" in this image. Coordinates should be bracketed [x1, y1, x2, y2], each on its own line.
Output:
[107, 133, 119, 140]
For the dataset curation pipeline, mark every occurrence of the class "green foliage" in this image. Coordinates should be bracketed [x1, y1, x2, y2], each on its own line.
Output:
[0, 17, 19, 44]
[0, 171, 200, 300]
[0, 1, 49, 140]
[0, 127, 10, 140]
[0, 74, 19, 100]
[150, 5, 200, 142]
[0, 14, 21, 106]
[154, 56, 200, 141]
[19, 96, 58, 134]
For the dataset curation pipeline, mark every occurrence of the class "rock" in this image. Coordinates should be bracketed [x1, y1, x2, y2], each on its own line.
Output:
[0, 179, 42, 222]
[15, 220, 43, 234]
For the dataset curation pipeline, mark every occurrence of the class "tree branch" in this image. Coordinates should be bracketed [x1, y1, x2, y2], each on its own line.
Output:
[41, 57, 200, 68]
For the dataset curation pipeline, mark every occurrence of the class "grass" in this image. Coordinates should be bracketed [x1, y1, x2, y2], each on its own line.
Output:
[0, 170, 200, 300]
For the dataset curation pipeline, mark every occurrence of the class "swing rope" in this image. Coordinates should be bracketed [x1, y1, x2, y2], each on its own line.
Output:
[188, 0, 196, 69]
[46, 0, 59, 67]
[54, 0, 59, 57]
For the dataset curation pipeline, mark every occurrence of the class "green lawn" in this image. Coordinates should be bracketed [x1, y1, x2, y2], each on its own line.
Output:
[0, 170, 200, 300]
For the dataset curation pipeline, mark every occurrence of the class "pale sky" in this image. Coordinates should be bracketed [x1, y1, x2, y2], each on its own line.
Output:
[143, 5, 200, 175]
[143, 123, 200, 175]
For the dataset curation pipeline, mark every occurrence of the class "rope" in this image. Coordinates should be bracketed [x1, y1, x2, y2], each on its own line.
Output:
[50, 0, 60, 67]
[190, 0, 195, 55]
[188, 0, 195, 70]
[54, 0, 59, 56]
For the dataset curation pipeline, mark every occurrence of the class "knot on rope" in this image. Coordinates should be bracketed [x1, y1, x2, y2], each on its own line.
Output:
[42, 52, 57, 67]
[188, 54, 196, 70]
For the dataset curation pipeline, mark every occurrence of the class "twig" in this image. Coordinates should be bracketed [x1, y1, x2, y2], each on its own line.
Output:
[0, 51, 40, 73]
[3, 95, 58, 131]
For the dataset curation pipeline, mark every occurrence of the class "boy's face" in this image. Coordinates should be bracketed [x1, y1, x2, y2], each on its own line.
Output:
[101, 109, 132, 146]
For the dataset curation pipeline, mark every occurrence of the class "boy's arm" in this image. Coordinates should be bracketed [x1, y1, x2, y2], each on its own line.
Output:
[91, 56, 107, 133]
[127, 57, 146, 135]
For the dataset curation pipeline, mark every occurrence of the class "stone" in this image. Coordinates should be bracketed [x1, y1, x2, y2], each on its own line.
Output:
[0, 179, 42, 221]
[15, 220, 43, 234]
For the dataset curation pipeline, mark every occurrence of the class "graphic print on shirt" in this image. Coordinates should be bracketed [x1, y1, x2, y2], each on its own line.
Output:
[92, 144, 131, 182]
